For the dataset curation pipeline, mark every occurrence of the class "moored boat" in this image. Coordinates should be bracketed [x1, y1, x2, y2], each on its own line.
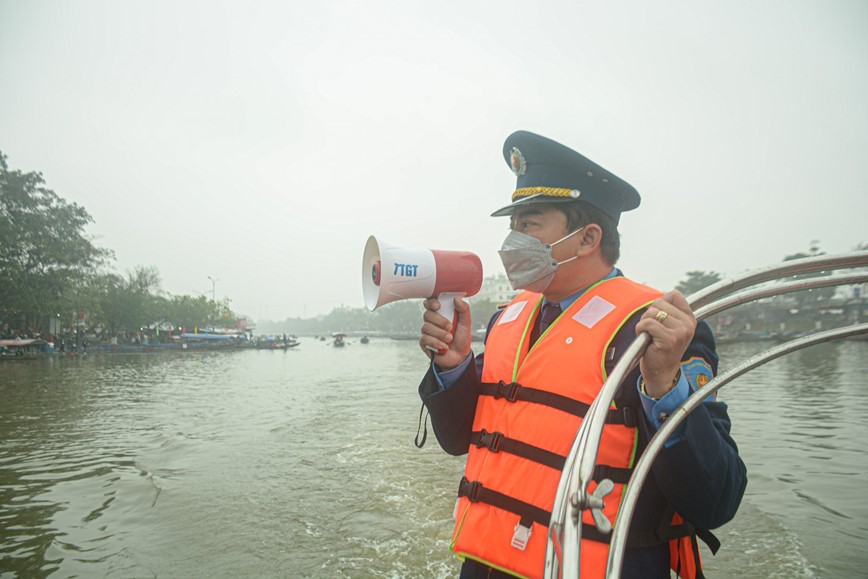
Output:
[254, 335, 300, 350]
[0, 338, 51, 360]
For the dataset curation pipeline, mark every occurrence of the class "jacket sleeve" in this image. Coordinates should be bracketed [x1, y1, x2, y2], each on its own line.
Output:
[416, 310, 501, 456]
[418, 360, 480, 456]
[647, 321, 748, 530]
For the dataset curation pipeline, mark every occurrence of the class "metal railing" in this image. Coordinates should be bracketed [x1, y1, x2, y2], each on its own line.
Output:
[544, 251, 868, 578]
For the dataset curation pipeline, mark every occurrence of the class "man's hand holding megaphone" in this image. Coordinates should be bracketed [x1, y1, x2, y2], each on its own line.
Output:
[420, 296, 474, 368]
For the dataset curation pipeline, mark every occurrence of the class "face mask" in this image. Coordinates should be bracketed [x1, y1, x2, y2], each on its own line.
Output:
[498, 227, 584, 292]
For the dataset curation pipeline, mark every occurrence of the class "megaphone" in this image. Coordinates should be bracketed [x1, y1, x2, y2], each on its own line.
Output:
[362, 235, 483, 338]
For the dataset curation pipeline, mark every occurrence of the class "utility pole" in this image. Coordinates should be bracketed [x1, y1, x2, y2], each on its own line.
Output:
[207, 276, 219, 303]
[207, 276, 219, 331]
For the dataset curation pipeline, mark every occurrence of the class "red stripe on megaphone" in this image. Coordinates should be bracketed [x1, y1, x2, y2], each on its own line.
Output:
[431, 250, 484, 297]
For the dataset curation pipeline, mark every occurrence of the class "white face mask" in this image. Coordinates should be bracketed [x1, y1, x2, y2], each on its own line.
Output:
[498, 227, 584, 292]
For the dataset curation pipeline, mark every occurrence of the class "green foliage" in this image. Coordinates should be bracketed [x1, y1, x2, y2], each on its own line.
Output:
[89, 269, 161, 335]
[676, 271, 723, 296]
[0, 152, 235, 337]
[162, 294, 220, 331]
[469, 298, 499, 333]
[0, 151, 112, 327]
[782, 240, 835, 305]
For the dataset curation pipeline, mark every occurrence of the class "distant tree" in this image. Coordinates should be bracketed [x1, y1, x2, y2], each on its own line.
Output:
[0, 152, 112, 330]
[468, 297, 499, 334]
[373, 300, 423, 334]
[127, 265, 162, 295]
[782, 240, 835, 305]
[74, 273, 125, 334]
[216, 297, 238, 328]
[676, 271, 723, 296]
[163, 294, 217, 331]
[91, 272, 151, 336]
[783, 238, 823, 263]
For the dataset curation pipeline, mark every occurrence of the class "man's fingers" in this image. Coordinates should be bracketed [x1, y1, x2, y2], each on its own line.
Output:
[658, 290, 692, 315]
[423, 307, 453, 330]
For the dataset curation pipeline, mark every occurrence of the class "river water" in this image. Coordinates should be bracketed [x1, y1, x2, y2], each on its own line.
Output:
[1, 338, 866, 578]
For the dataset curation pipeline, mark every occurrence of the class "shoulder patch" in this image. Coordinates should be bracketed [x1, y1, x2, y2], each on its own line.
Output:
[498, 301, 528, 325]
[681, 357, 716, 401]
[572, 296, 616, 329]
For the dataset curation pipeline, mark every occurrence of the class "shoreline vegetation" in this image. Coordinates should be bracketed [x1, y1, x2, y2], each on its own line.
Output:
[2, 152, 866, 348]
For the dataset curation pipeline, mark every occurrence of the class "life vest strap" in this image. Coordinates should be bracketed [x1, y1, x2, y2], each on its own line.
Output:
[457, 476, 703, 550]
[653, 506, 721, 555]
[468, 429, 632, 484]
[479, 381, 638, 427]
[470, 429, 563, 470]
[458, 477, 550, 528]
[456, 476, 643, 547]
[697, 529, 720, 555]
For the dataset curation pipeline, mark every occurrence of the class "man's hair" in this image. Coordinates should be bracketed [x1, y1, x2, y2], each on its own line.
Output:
[561, 202, 621, 265]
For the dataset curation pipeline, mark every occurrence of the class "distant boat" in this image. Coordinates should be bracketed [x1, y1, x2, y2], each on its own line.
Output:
[332, 333, 347, 347]
[254, 335, 300, 350]
[176, 332, 250, 350]
[0, 339, 51, 360]
[388, 333, 417, 341]
[360, 336, 369, 344]
[714, 331, 784, 345]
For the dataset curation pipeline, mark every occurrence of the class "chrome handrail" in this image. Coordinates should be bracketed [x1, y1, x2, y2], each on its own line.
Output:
[545, 251, 868, 578]
[605, 323, 868, 577]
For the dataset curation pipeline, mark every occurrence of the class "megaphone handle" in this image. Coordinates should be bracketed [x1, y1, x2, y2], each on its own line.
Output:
[435, 292, 465, 355]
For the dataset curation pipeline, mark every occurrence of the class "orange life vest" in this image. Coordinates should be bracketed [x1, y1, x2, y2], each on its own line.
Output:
[451, 277, 703, 579]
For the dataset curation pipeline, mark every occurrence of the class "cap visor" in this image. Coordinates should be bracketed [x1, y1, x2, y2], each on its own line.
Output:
[490, 195, 576, 217]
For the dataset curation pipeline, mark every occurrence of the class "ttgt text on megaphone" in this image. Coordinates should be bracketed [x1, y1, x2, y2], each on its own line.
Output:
[361, 235, 484, 333]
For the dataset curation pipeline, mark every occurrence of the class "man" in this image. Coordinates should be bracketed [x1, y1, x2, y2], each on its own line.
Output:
[417, 131, 746, 579]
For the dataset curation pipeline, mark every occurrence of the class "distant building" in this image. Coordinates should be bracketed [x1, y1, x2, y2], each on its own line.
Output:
[475, 272, 518, 305]
[844, 282, 868, 324]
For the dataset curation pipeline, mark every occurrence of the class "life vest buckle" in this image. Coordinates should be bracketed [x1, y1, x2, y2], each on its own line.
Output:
[620, 406, 638, 427]
[459, 477, 483, 503]
[476, 428, 503, 452]
[495, 380, 521, 402]
[511, 521, 532, 551]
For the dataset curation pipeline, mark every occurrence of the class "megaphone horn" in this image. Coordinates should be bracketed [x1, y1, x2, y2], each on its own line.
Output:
[362, 235, 484, 335]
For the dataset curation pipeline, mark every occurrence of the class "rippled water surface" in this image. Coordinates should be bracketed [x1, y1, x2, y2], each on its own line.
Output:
[1, 338, 866, 577]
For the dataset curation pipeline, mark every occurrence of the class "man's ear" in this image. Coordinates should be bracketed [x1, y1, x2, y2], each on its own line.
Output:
[576, 224, 602, 255]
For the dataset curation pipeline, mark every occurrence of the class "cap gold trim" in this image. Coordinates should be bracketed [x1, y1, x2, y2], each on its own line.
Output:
[512, 187, 578, 202]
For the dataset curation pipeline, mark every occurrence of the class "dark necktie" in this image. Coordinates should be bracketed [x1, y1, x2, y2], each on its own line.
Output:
[531, 302, 562, 344]
[540, 302, 562, 334]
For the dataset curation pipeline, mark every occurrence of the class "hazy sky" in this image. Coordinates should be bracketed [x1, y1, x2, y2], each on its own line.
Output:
[2, 1, 866, 322]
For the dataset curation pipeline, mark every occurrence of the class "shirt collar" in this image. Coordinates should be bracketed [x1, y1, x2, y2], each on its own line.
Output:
[543, 268, 621, 311]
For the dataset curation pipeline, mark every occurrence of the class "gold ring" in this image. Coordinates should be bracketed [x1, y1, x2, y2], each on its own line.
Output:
[655, 310, 669, 323]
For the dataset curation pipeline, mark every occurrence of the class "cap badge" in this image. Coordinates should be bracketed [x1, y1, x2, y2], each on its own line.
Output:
[510, 147, 527, 176]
